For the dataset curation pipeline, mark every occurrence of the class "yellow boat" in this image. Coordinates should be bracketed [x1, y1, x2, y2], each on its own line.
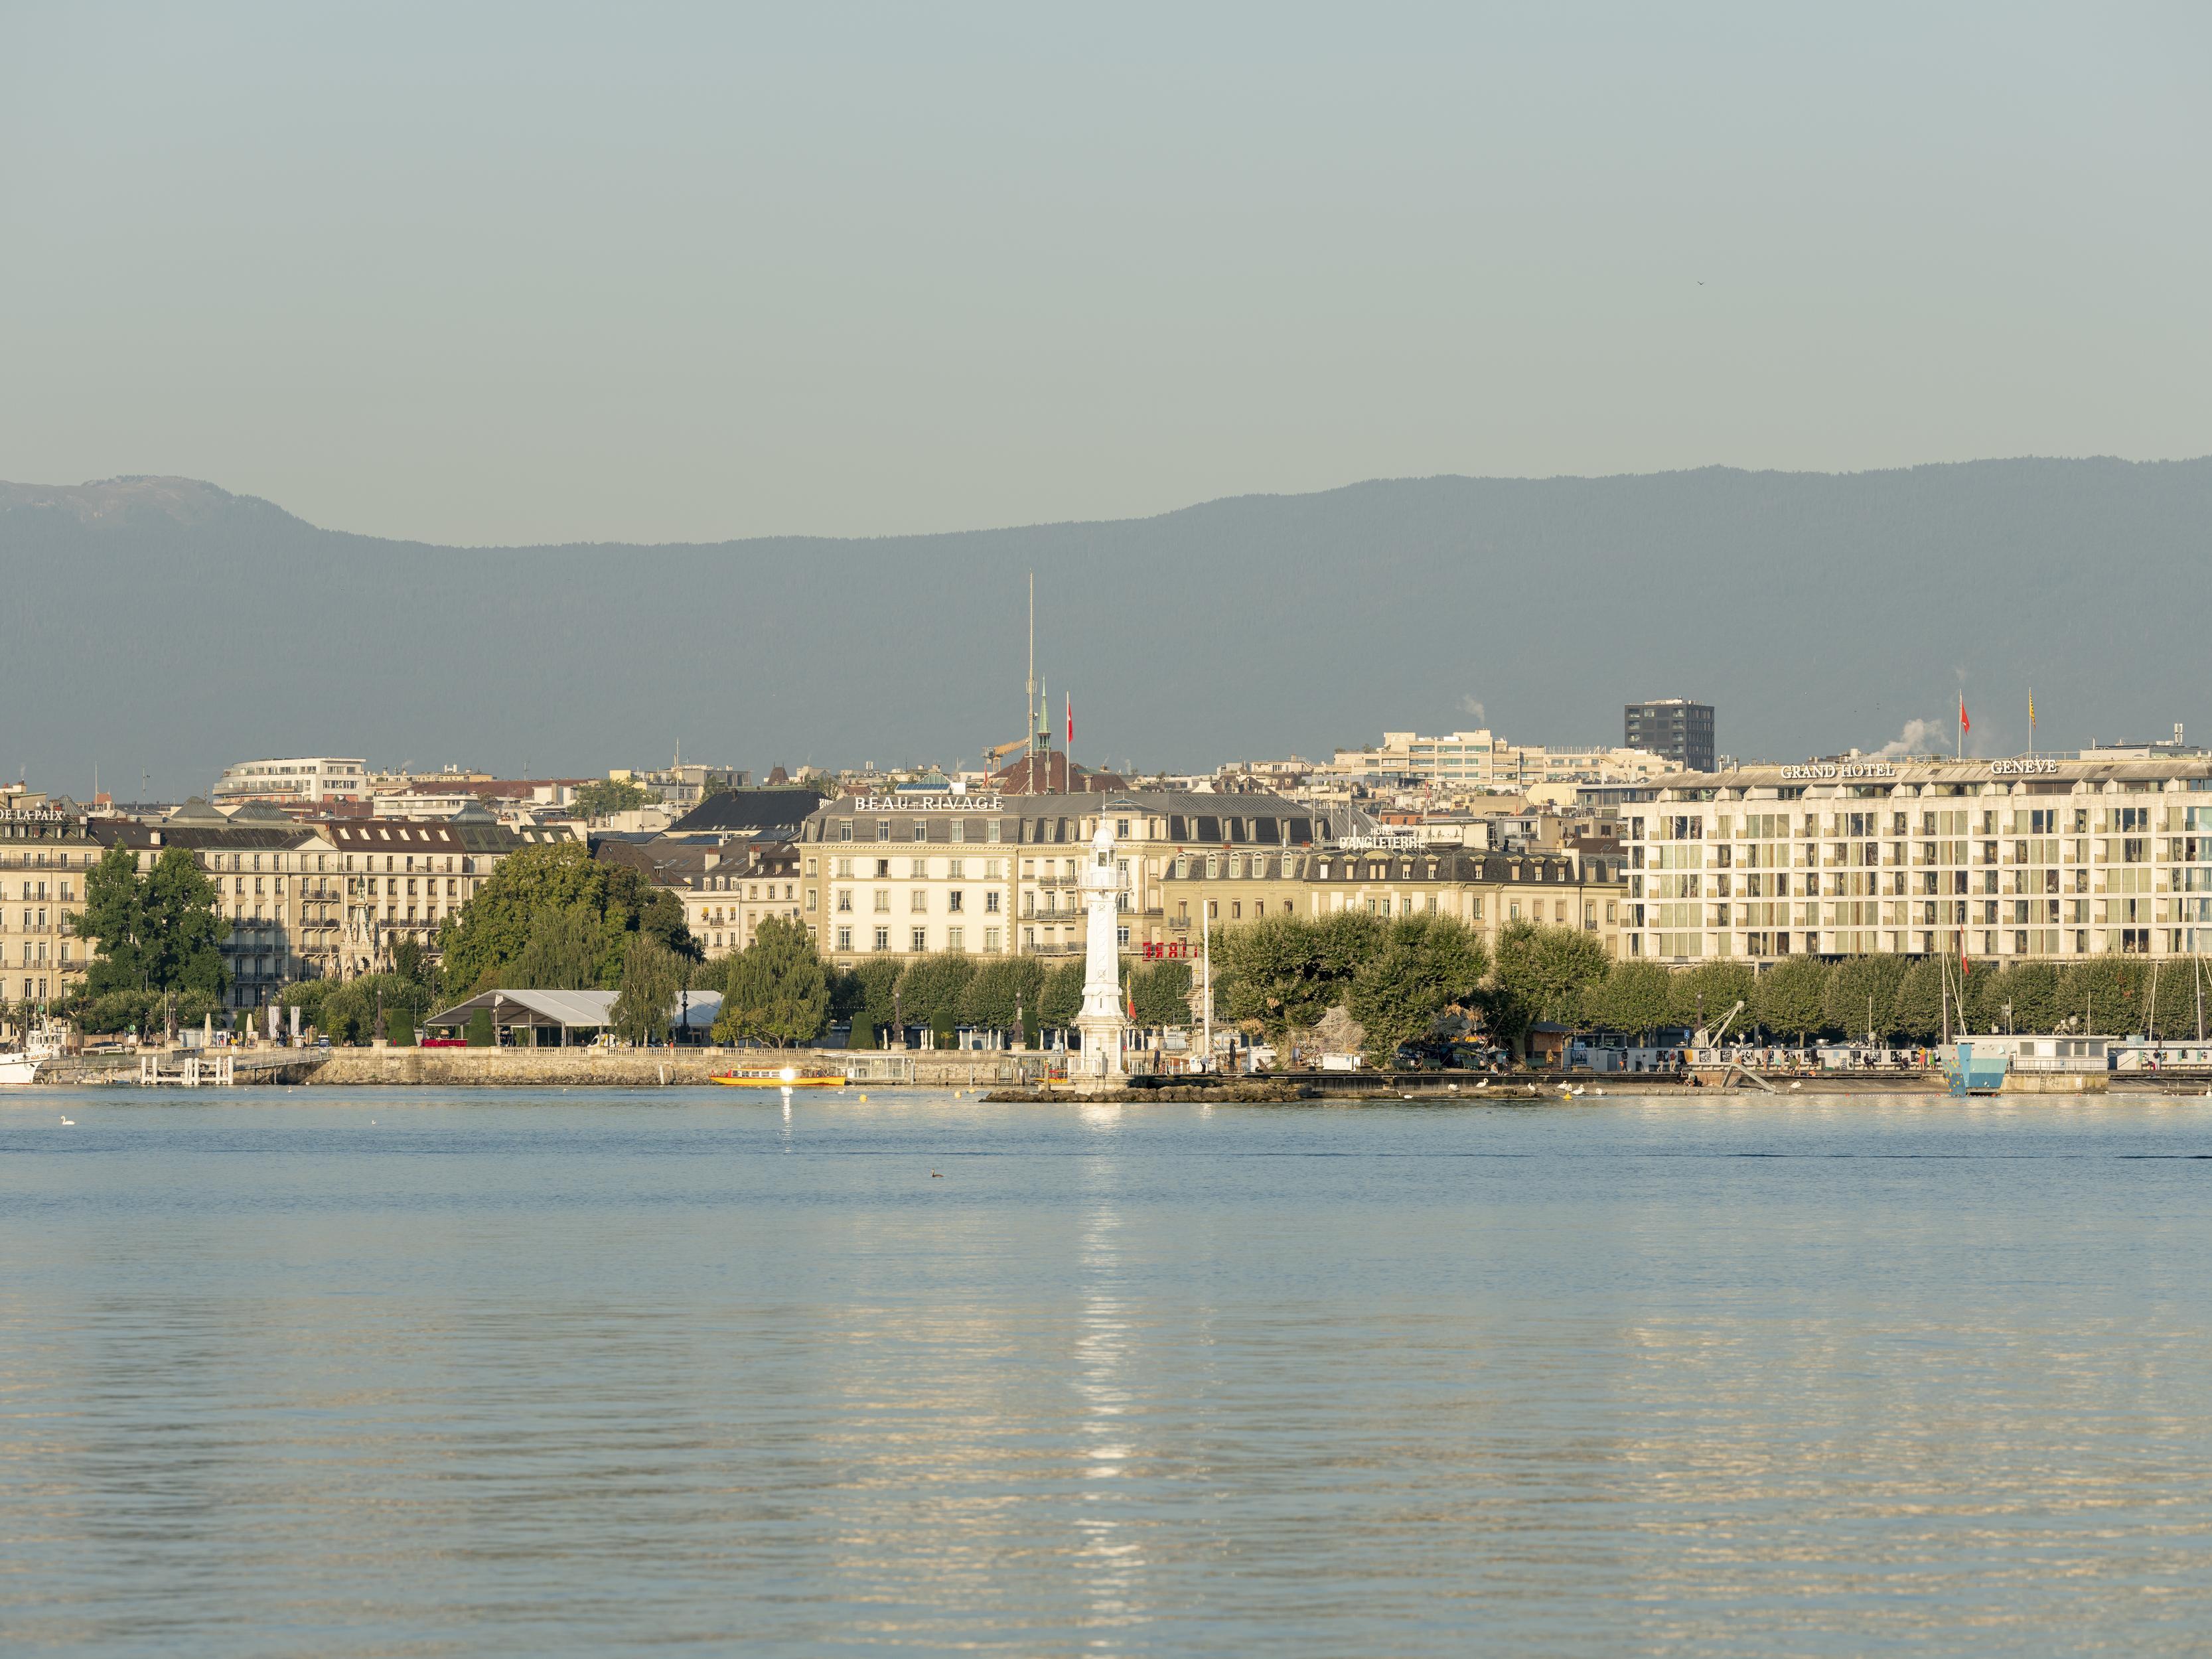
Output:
[709, 1065, 846, 1089]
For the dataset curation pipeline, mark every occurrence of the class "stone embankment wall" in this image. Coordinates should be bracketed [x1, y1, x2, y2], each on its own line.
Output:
[305, 1047, 1040, 1088]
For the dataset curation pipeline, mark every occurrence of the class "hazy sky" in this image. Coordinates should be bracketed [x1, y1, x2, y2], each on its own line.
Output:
[5, 4, 2207, 546]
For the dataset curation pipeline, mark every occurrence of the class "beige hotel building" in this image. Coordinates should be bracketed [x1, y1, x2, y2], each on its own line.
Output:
[1621, 755, 2212, 964]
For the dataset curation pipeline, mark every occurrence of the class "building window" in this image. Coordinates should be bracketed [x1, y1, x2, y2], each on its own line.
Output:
[836, 927, 853, 951]
[911, 927, 928, 952]
[910, 858, 928, 879]
[840, 821, 853, 843]
[911, 890, 927, 913]
[1116, 926, 1130, 946]
[875, 821, 889, 843]
[984, 927, 1001, 952]
[873, 890, 889, 913]
[913, 822, 926, 842]
[948, 891, 964, 912]
[947, 927, 964, 950]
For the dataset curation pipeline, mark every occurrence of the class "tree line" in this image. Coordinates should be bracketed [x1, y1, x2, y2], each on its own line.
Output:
[67, 837, 2212, 1054]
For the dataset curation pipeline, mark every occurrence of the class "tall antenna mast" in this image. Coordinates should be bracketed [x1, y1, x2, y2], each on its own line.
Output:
[1026, 573, 1037, 795]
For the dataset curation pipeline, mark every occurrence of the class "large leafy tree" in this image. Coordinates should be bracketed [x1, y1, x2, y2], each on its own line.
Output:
[1037, 960, 1085, 1031]
[895, 952, 978, 1045]
[1488, 920, 1609, 1056]
[1125, 959, 1195, 1027]
[1822, 954, 1909, 1041]
[712, 916, 830, 1047]
[1582, 960, 1673, 1040]
[1668, 961, 1758, 1036]
[958, 957, 1046, 1038]
[2060, 958, 2148, 1037]
[438, 843, 696, 998]
[1217, 911, 1385, 1037]
[1753, 955, 1832, 1041]
[611, 935, 690, 1045]
[74, 844, 230, 1000]
[1890, 956, 1950, 1041]
[1344, 915, 1489, 1063]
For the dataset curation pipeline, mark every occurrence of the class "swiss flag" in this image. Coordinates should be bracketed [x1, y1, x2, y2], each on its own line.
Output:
[1959, 693, 1970, 736]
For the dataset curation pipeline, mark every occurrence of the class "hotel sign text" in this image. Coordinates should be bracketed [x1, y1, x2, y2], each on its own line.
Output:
[1779, 762, 1898, 780]
[1990, 758, 2061, 775]
[853, 794, 1004, 812]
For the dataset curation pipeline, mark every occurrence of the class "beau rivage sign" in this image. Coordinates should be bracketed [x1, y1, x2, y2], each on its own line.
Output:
[1776, 758, 2064, 782]
[849, 794, 1007, 813]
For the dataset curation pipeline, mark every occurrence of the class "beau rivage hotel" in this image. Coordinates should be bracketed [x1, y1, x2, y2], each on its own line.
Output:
[1623, 755, 2212, 964]
[797, 789, 1361, 964]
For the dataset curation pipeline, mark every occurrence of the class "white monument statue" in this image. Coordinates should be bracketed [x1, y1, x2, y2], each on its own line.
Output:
[1072, 815, 1130, 1083]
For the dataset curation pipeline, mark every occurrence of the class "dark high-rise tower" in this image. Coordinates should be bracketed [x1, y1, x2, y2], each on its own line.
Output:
[1625, 699, 1715, 773]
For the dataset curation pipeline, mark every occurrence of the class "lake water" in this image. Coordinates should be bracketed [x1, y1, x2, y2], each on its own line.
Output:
[6, 1088, 2212, 1656]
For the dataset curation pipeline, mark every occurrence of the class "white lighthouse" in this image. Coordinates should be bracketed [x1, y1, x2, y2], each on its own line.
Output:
[1072, 814, 1130, 1085]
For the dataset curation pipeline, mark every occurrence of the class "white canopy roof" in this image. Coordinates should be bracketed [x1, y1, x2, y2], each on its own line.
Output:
[425, 987, 722, 1031]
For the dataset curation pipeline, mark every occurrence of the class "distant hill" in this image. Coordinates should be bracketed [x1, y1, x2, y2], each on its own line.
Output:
[3, 459, 2206, 798]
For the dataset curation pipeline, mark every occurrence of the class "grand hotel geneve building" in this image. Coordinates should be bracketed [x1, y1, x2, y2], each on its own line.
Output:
[1622, 755, 2212, 964]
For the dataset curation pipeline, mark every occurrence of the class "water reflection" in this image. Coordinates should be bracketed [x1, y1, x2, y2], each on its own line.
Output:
[4, 1090, 2212, 1655]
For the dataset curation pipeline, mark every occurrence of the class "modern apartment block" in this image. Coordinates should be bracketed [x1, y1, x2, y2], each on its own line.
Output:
[1624, 700, 1715, 774]
[1331, 730, 1672, 790]
[212, 757, 369, 806]
[1623, 756, 2212, 964]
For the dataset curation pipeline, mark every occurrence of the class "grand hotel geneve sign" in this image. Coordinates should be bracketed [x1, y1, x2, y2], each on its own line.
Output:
[852, 794, 1005, 812]
[1777, 758, 2062, 781]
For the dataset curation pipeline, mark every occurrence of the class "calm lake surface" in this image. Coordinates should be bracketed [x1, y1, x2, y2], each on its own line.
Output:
[6, 1088, 2212, 1656]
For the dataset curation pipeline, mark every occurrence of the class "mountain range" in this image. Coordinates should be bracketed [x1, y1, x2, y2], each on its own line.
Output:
[3, 459, 2206, 801]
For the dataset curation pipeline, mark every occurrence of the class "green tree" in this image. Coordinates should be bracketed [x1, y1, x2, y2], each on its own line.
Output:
[958, 957, 1045, 1037]
[577, 778, 655, 818]
[1345, 915, 1489, 1064]
[439, 843, 696, 997]
[1891, 956, 1950, 1041]
[1822, 954, 1909, 1041]
[313, 974, 430, 1045]
[508, 904, 606, 990]
[611, 935, 688, 1045]
[1753, 955, 1832, 1041]
[1582, 960, 1672, 1039]
[1037, 960, 1085, 1032]
[1489, 921, 1609, 1056]
[74, 844, 230, 1000]
[1126, 959, 1195, 1027]
[1217, 912, 1384, 1037]
[1668, 961, 1758, 1036]
[1972, 962, 2064, 1037]
[836, 958, 901, 1048]
[2061, 958, 2149, 1036]
[712, 915, 830, 1047]
[896, 952, 977, 1045]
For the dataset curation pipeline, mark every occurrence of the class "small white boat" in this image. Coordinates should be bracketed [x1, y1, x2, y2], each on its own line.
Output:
[0, 1025, 66, 1086]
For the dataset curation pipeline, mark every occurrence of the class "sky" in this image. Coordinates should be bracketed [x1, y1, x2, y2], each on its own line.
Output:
[4, 3, 2209, 547]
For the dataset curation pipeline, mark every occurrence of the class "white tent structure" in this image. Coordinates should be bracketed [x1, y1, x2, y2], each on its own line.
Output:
[424, 987, 723, 1045]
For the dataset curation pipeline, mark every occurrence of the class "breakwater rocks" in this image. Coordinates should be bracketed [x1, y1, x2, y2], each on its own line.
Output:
[985, 1082, 1317, 1104]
